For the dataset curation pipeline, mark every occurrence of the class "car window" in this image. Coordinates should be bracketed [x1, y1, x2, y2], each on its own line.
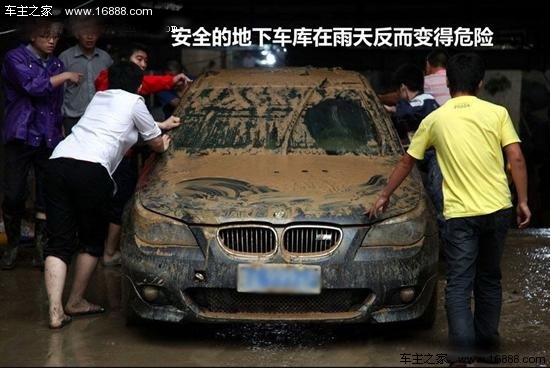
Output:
[172, 86, 302, 153]
[172, 85, 388, 156]
[288, 90, 380, 155]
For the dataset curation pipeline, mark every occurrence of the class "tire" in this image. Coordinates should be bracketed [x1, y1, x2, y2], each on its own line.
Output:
[121, 276, 141, 327]
[414, 285, 437, 329]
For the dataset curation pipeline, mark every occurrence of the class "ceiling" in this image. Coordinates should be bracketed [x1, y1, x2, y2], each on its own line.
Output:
[1, 1, 548, 70]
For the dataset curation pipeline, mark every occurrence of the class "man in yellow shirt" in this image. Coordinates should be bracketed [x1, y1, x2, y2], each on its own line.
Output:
[368, 52, 531, 360]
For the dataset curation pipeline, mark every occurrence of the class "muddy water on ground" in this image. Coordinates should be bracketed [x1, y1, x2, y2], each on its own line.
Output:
[0, 230, 548, 366]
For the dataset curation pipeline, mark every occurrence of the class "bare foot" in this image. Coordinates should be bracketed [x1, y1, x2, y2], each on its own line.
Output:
[49, 311, 72, 329]
[102, 251, 121, 267]
[65, 299, 105, 316]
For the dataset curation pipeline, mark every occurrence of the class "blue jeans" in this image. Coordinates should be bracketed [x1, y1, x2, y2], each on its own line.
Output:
[443, 208, 512, 352]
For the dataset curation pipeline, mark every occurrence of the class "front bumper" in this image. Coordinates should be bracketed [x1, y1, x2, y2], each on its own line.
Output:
[120, 223, 439, 324]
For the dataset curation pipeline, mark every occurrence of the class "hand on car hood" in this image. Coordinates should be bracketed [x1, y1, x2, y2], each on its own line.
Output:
[138, 152, 422, 225]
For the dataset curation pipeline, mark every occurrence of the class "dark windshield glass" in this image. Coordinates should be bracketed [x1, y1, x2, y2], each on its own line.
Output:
[289, 94, 379, 155]
[172, 86, 382, 156]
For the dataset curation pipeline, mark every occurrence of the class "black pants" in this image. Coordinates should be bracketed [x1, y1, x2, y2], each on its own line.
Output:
[2, 140, 52, 217]
[44, 158, 114, 265]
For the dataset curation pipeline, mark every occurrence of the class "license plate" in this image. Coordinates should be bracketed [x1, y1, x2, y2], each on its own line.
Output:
[237, 264, 321, 294]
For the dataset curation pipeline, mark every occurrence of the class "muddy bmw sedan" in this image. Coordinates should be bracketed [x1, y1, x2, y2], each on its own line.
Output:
[120, 67, 439, 327]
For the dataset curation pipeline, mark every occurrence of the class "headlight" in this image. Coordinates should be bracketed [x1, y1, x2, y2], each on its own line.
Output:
[362, 200, 427, 246]
[133, 200, 198, 247]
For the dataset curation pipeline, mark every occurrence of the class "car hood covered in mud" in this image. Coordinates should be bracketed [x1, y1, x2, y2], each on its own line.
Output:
[137, 151, 423, 226]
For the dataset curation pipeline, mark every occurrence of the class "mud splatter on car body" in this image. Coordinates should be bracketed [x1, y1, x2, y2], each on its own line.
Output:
[121, 67, 439, 326]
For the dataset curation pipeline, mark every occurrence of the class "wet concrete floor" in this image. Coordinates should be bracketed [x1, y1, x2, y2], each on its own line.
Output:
[0, 229, 548, 367]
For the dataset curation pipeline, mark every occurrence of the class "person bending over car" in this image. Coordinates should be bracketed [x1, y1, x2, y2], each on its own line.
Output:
[43, 61, 178, 329]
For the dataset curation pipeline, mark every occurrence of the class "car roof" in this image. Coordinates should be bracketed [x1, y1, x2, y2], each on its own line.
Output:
[195, 67, 374, 89]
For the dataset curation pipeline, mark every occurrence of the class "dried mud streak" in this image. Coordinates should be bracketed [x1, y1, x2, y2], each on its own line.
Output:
[172, 68, 400, 155]
[145, 68, 419, 224]
[141, 153, 421, 224]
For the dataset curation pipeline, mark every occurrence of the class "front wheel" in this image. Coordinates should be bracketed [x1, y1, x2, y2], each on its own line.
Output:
[414, 286, 437, 329]
[121, 276, 142, 326]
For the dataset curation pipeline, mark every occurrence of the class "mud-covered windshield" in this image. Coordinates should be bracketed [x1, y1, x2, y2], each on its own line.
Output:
[172, 85, 389, 156]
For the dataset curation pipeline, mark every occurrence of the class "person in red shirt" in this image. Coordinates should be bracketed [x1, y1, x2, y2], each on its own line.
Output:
[96, 43, 190, 266]
[94, 42, 191, 94]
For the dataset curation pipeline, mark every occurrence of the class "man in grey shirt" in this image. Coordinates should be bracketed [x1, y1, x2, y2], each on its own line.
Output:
[59, 16, 113, 135]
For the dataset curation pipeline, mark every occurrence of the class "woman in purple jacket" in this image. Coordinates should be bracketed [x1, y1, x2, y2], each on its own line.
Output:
[0, 18, 81, 270]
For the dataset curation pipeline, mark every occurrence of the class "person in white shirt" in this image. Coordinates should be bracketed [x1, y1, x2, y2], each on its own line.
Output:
[424, 48, 451, 106]
[42, 61, 179, 329]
